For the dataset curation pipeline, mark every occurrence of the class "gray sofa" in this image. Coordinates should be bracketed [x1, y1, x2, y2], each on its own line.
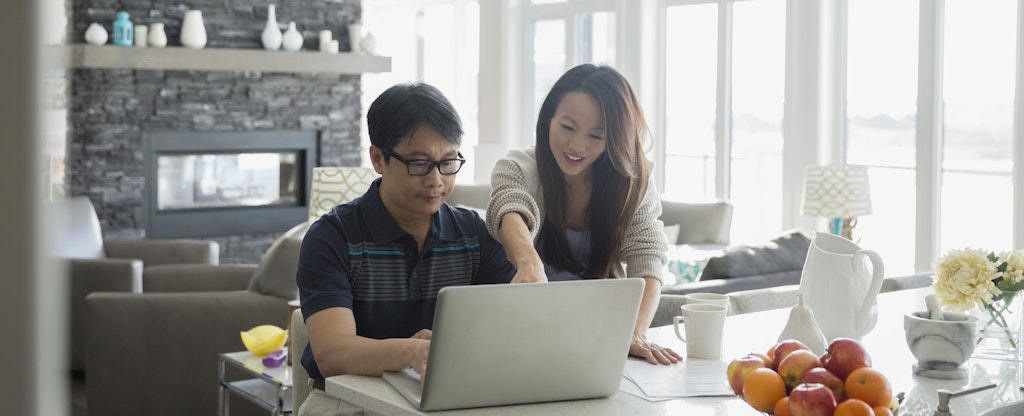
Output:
[660, 229, 813, 296]
[84, 223, 305, 416]
[651, 273, 934, 327]
[53, 196, 220, 373]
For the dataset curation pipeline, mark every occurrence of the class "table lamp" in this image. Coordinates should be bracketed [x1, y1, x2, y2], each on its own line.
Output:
[307, 167, 379, 223]
[800, 164, 872, 241]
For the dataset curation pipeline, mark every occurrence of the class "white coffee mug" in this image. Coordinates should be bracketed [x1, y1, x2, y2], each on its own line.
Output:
[684, 292, 731, 314]
[672, 303, 728, 359]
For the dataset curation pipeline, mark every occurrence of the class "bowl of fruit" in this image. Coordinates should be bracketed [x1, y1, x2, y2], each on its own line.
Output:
[727, 338, 899, 416]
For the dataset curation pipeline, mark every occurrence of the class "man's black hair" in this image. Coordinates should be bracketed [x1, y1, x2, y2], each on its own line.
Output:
[366, 82, 463, 153]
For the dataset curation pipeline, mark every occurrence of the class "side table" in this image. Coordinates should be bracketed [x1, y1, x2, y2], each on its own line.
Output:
[219, 351, 293, 416]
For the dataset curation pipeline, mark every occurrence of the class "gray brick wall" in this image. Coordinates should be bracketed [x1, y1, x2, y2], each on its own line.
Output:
[68, 0, 364, 264]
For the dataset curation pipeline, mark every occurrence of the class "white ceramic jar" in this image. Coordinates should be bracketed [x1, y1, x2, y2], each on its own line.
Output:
[282, 21, 302, 51]
[84, 23, 108, 46]
[148, 23, 167, 47]
[180, 10, 207, 49]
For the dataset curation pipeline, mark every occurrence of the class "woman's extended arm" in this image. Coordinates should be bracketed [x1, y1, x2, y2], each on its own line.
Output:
[627, 276, 682, 364]
[497, 212, 547, 283]
[620, 181, 680, 364]
[486, 152, 548, 283]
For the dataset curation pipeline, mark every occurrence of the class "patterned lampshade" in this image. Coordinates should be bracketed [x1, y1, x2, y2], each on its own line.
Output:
[800, 165, 873, 218]
[308, 167, 379, 223]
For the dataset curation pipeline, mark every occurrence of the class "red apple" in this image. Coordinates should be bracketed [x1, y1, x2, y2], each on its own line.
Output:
[789, 382, 837, 416]
[726, 354, 768, 396]
[750, 352, 774, 370]
[773, 339, 811, 369]
[820, 338, 872, 380]
[777, 349, 821, 392]
[800, 367, 846, 402]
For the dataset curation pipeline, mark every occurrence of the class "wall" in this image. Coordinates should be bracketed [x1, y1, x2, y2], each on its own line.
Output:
[68, 0, 364, 263]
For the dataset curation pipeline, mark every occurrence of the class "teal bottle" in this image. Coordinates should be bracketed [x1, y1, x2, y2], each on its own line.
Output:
[112, 11, 134, 46]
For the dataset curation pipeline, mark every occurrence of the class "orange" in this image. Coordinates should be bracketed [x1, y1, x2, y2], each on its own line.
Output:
[742, 368, 786, 413]
[845, 367, 893, 408]
[873, 404, 894, 416]
[773, 396, 791, 416]
[834, 398, 875, 416]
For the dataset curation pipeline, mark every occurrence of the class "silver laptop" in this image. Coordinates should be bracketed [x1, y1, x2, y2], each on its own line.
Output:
[382, 278, 644, 412]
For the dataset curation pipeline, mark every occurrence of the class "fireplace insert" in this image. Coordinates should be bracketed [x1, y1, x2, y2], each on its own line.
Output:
[144, 131, 317, 238]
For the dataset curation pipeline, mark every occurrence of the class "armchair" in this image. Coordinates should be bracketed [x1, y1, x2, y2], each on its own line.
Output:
[659, 199, 733, 246]
[51, 196, 219, 372]
[84, 222, 306, 416]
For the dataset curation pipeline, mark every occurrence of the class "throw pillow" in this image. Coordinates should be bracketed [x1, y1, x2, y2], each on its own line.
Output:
[248, 222, 309, 299]
[698, 229, 811, 281]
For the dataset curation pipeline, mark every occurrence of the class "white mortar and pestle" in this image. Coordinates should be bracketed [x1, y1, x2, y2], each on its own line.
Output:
[904, 294, 978, 380]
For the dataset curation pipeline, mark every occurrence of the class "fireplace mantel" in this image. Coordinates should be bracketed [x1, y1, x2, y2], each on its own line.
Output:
[53, 44, 391, 75]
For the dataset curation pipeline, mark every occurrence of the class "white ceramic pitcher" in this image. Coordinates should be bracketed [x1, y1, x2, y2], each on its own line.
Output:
[797, 232, 885, 341]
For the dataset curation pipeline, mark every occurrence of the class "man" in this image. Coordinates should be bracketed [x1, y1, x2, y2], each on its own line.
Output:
[296, 82, 516, 415]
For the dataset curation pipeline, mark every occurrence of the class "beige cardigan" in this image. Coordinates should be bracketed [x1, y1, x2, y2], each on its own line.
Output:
[485, 147, 668, 281]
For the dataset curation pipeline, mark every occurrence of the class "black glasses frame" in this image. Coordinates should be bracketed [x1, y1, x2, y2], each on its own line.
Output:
[379, 147, 466, 176]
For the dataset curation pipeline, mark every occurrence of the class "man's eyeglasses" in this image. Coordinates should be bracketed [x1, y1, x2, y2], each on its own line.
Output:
[380, 147, 466, 176]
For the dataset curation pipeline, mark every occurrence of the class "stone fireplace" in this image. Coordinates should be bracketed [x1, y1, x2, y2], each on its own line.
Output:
[68, 0, 365, 263]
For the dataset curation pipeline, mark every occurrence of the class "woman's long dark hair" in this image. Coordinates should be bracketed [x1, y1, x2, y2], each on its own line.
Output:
[535, 64, 650, 278]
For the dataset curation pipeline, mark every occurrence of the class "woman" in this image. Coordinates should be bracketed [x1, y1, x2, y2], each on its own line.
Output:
[486, 64, 680, 364]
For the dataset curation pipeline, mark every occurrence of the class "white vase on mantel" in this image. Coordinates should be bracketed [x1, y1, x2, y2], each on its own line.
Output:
[84, 22, 108, 45]
[261, 4, 282, 50]
[281, 21, 302, 52]
[180, 10, 207, 49]
[360, 31, 377, 55]
[148, 22, 167, 47]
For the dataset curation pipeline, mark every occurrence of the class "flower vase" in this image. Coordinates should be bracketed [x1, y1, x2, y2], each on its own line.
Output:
[261, 4, 282, 50]
[281, 21, 303, 52]
[972, 290, 1024, 361]
[180, 10, 207, 49]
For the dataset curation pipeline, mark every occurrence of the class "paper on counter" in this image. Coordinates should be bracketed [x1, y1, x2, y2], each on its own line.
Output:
[622, 358, 734, 398]
[619, 376, 677, 402]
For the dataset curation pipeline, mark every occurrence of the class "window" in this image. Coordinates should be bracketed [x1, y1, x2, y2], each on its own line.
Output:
[845, 0, 919, 275]
[361, 0, 480, 178]
[660, 0, 786, 244]
[846, 0, 1020, 273]
[939, 0, 1016, 253]
[523, 1, 617, 139]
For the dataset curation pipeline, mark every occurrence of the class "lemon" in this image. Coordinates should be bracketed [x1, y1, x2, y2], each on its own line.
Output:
[240, 324, 288, 356]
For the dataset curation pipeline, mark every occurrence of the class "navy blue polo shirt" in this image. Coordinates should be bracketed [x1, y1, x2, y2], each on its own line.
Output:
[297, 178, 516, 383]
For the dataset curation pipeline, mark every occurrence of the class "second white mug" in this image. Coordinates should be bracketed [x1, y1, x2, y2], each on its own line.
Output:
[683, 292, 730, 314]
[672, 303, 727, 359]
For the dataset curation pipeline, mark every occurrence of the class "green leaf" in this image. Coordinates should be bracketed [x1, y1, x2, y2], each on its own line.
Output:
[1000, 282, 1024, 292]
[989, 252, 999, 263]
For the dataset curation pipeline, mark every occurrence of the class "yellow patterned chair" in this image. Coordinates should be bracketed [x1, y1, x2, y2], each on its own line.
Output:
[308, 167, 380, 222]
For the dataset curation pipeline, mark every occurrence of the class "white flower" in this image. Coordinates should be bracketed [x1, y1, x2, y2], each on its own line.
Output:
[999, 250, 1024, 287]
[933, 248, 1000, 312]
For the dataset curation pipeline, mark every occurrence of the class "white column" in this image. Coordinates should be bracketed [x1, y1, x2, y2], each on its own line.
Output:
[475, 0, 523, 184]
[782, 0, 843, 232]
[915, 0, 943, 271]
[1015, 0, 1024, 250]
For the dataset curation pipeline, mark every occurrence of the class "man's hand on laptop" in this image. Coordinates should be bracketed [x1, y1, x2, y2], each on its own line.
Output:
[407, 330, 431, 383]
[630, 332, 682, 365]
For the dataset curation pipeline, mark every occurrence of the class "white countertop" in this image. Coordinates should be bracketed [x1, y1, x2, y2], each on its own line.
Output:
[326, 287, 1024, 415]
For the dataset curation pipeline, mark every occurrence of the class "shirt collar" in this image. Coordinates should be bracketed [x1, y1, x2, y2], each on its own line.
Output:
[358, 178, 456, 244]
